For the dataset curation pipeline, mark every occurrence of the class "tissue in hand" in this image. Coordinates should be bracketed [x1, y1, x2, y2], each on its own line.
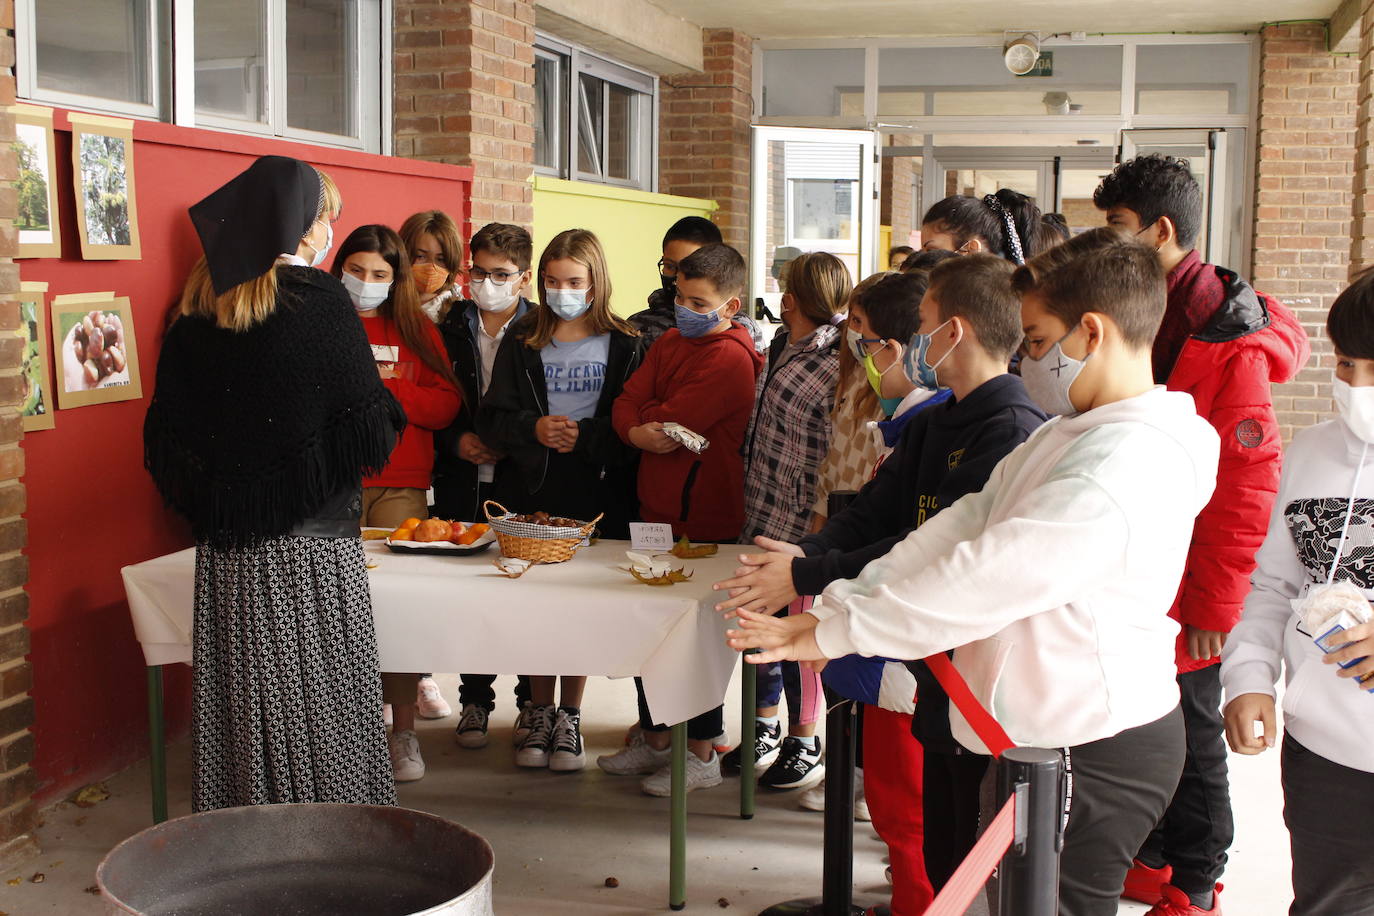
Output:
[1298, 581, 1374, 690]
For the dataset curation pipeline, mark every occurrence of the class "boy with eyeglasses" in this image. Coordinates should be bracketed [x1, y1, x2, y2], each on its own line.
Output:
[630, 216, 765, 352]
[435, 221, 536, 751]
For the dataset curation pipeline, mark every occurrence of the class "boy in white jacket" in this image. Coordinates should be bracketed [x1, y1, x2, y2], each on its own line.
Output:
[726, 228, 1221, 916]
[1221, 272, 1374, 916]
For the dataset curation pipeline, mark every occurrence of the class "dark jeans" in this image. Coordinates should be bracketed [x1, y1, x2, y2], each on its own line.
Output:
[635, 676, 724, 742]
[457, 674, 531, 712]
[1137, 666, 1233, 903]
[923, 749, 990, 892]
[1283, 734, 1374, 915]
[1056, 707, 1185, 916]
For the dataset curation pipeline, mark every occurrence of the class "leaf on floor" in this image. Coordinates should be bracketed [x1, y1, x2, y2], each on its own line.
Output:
[71, 783, 111, 807]
[84, 886, 100, 895]
[29, 873, 43, 883]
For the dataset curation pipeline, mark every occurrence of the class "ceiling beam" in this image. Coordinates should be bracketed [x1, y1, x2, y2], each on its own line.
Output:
[1330, 0, 1362, 53]
[535, 0, 705, 74]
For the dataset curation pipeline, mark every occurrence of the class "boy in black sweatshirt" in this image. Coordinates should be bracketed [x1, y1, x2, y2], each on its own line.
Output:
[715, 253, 1046, 897]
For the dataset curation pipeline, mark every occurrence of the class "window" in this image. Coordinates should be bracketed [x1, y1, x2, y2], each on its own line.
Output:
[19, 0, 386, 152]
[534, 35, 656, 191]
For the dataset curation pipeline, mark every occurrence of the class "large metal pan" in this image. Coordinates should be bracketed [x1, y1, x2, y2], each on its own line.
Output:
[97, 803, 494, 915]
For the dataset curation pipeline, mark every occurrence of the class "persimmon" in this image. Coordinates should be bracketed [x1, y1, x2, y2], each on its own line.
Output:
[398, 517, 423, 531]
[390, 528, 414, 541]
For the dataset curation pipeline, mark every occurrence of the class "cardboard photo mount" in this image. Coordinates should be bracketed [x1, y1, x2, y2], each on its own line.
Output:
[9, 105, 62, 259]
[69, 112, 142, 261]
[49, 292, 143, 409]
[18, 281, 54, 431]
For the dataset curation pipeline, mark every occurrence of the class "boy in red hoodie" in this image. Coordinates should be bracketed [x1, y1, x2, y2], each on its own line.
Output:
[1096, 154, 1311, 916]
[606, 243, 764, 794]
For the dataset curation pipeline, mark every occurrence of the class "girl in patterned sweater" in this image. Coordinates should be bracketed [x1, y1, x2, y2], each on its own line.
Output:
[725, 252, 850, 790]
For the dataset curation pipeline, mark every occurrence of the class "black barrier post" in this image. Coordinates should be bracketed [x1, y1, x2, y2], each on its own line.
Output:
[760, 491, 881, 916]
[996, 747, 1065, 916]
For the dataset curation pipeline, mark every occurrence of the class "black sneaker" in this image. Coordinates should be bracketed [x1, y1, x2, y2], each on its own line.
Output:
[549, 706, 585, 772]
[760, 735, 825, 790]
[454, 703, 490, 749]
[722, 720, 782, 774]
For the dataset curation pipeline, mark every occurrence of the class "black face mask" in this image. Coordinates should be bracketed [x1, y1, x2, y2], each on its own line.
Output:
[660, 273, 676, 292]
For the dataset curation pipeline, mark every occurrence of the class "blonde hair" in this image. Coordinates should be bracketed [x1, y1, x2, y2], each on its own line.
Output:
[179, 167, 341, 331]
[523, 229, 637, 349]
[785, 251, 853, 326]
[834, 270, 895, 421]
[399, 209, 464, 276]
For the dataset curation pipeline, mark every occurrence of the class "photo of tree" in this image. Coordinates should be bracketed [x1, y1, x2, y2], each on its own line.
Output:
[9, 106, 61, 258]
[69, 113, 141, 260]
[79, 133, 131, 246]
[18, 284, 54, 431]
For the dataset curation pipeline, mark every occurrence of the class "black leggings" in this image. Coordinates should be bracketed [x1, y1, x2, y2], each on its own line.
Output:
[634, 677, 723, 741]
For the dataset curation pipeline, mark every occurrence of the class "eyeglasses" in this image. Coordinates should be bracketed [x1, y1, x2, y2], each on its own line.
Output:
[469, 267, 523, 282]
[657, 258, 678, 276]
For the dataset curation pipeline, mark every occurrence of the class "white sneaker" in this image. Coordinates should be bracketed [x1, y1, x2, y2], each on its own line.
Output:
[389, 729, 425, 782]
[416, 677, 452, 719]
[800, 779, 826, 812]
[640, 751, 723, 797]
[454, 703, 490, 749]
[514, 705, 554, 768]
[548, 707, 585, 772]
[382, 703, 393, 728]
[513, 701, 538, 745]
[597, 733, 671, 775]
[854, 769, 871, 821]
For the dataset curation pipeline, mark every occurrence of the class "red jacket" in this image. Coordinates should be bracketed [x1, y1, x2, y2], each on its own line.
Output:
[1162, 252, 1309, 672]
[613, 324, 764, 541]
[362, 315, 462, 490]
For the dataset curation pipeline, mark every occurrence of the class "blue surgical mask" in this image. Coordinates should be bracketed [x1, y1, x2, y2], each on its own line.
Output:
[546, 288, 591, 321]
[904, 319, 956, 390]
[676, 302, 723, 338]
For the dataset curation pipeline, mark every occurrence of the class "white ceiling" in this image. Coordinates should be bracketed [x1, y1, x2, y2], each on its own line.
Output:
[646, 0, 1341, 39]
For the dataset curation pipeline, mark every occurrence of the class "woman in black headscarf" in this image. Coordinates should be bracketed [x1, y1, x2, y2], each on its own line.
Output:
[144, 155, 406, 810]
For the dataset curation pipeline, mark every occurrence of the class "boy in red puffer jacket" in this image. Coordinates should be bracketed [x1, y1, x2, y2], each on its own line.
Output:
[1096, 155, 1310, 916]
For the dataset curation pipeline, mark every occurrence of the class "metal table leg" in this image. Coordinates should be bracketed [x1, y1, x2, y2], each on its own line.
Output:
[669, 721, 688, 911]
[740, 652, 757, 819]
[147, 665, 167, 824]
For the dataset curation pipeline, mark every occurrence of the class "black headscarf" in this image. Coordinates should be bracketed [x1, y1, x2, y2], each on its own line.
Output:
[189, 155, 323, 294]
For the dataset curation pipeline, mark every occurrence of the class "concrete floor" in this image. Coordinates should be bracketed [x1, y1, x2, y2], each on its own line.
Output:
[0, 672, 1290, 915]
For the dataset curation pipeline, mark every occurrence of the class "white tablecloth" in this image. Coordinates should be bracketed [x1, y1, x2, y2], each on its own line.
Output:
[121, 539, 744, 726]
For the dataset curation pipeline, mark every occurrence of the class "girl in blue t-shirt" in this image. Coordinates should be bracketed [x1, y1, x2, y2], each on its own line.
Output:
[477, 228, 643, 775]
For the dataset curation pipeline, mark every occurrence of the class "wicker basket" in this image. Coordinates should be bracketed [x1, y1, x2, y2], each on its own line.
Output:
[483, 500, 602, 564]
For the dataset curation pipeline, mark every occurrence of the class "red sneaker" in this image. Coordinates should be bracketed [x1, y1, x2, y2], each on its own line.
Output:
[1122, 859, 1173, 904]
[1146, 883, 1223, 916]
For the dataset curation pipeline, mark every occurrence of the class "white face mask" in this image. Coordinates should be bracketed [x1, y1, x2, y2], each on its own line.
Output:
[1020, 326, 1090, 417]
[340, 271, 391, 311]
[303, 220, 333, 268]
[1334, 378, 1374, 444]
[471, 276, 520, 313]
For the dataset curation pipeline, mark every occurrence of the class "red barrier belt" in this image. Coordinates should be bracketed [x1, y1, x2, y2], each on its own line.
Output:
[922, 652, 1015, 758]
[923, 794, 1017, 916]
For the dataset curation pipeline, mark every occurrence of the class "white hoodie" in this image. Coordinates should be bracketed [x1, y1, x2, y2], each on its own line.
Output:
[1221, 418, 1374, 774]
[811, 387, 1219, 753]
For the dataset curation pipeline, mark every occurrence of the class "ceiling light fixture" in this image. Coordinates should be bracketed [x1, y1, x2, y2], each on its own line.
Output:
[1003, 32, 1042, 75]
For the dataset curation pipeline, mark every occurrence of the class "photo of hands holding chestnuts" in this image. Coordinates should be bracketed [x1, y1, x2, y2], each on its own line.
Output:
[61, 308, 130, 391]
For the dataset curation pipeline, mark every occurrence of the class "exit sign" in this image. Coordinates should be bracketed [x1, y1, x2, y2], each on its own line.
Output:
[1017, 51, 1054, 77]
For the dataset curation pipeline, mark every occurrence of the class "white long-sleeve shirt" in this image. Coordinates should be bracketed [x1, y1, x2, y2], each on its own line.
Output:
[811, 387, 1220, 753]
[1221, 418, 1374, 774]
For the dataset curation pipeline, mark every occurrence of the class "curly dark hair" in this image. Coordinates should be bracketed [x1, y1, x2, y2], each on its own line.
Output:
[1093, 154, 1202, 250]
[1328, 269, 1374, 360]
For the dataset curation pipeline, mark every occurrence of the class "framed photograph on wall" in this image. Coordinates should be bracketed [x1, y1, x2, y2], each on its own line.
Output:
[49, 293, 143, 409]
[69, 113, 142, 260]
[18, 281, 54, 431]
[10, 105, 62, 259]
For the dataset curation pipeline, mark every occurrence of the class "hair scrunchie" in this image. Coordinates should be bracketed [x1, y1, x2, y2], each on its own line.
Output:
[982, 194, 1026, 265]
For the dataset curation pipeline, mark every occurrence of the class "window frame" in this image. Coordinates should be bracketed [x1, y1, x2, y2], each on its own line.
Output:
[16, 0, 388, 154]
[534, 31, 657, 192]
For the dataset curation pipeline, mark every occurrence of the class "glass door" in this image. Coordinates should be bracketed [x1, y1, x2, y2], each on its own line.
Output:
[1120, 129, 1231, 266]
[750, 126, 878, 322]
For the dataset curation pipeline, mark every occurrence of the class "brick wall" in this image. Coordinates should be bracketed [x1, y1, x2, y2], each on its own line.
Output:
[1352, 2, 1374, 276]
[659, 29, 752, 253]
[393, 0, 535, 231]
[0, 0, 35, 864]
[1253, 22, 1359, 440]
[880, 137, 918, 260]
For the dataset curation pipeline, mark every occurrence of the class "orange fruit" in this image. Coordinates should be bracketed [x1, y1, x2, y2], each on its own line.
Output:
[399, 517, 422, 531]
[390, 528, 413, 541]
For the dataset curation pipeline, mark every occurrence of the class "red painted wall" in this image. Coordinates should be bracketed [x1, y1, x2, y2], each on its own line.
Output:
[20, 112, 472, 803]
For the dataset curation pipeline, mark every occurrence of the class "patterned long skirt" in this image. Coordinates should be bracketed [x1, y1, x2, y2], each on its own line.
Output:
[191, 535, 396, 811]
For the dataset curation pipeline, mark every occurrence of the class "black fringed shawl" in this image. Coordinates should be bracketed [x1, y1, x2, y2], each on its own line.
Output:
[144, 267, 407, 545]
